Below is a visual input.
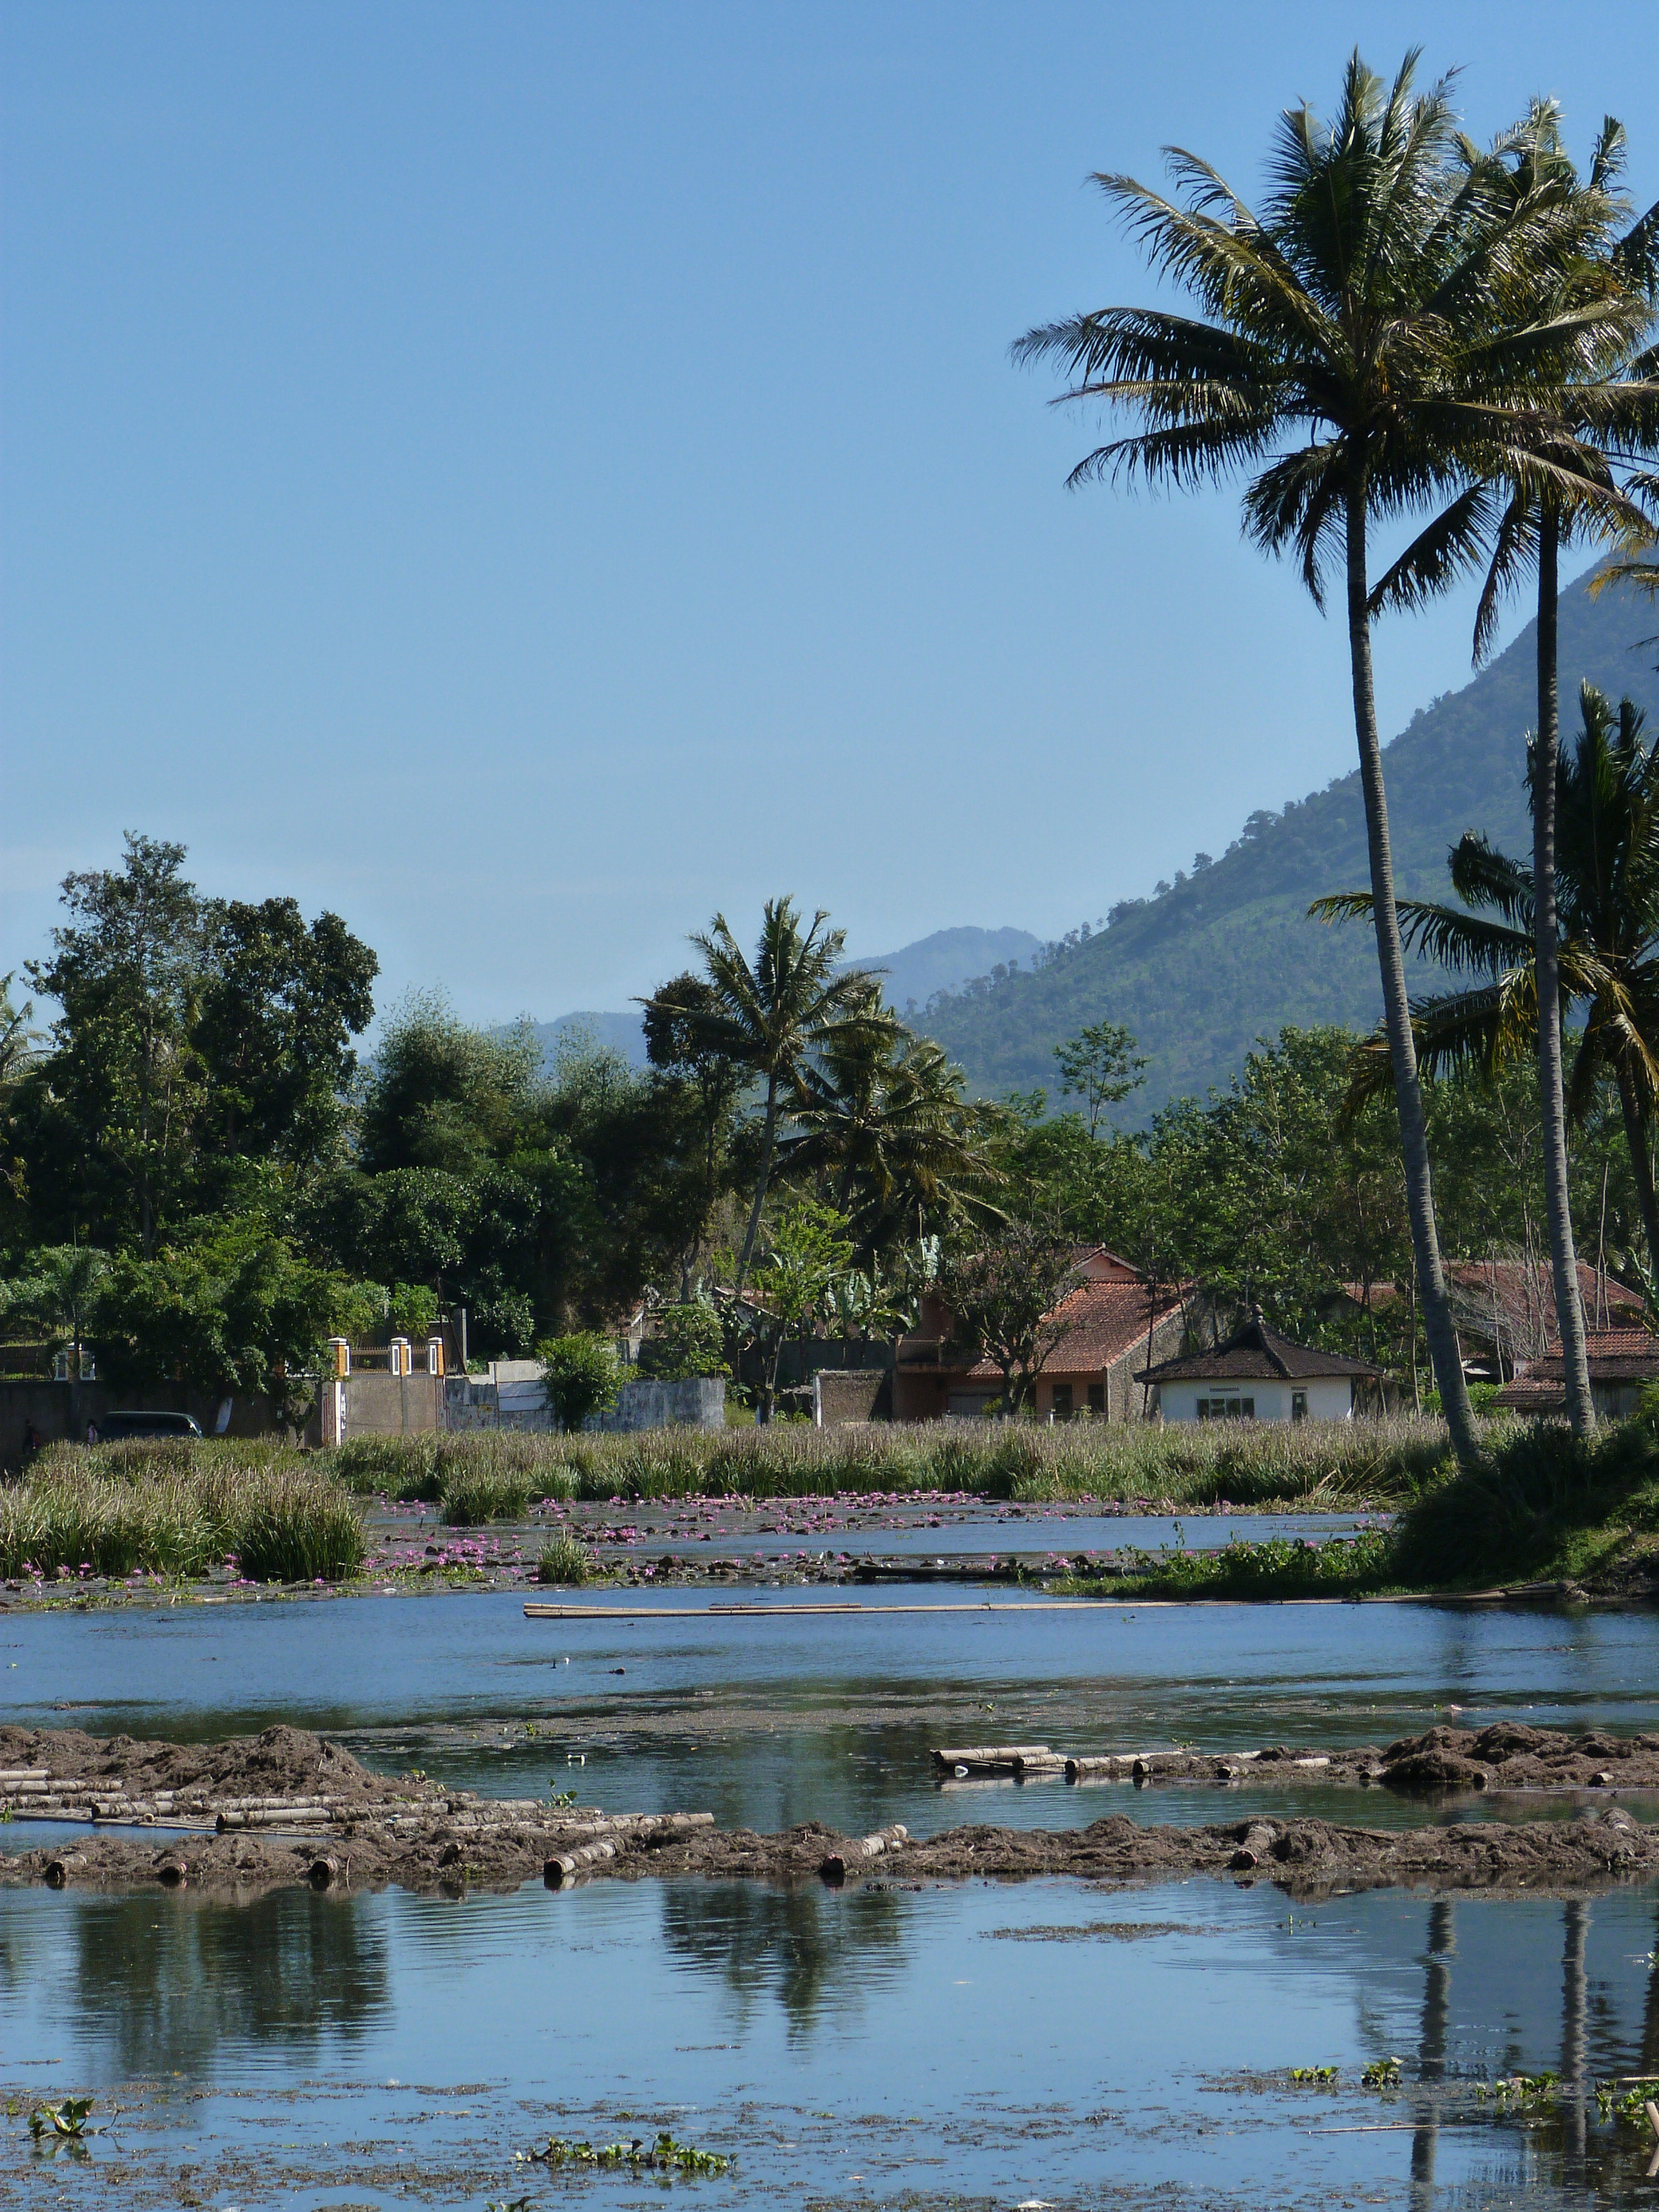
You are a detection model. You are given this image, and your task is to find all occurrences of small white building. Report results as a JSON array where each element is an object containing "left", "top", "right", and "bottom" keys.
[{"left": 1136, "top": 1310, "right": 1380, "bottom": 1424}]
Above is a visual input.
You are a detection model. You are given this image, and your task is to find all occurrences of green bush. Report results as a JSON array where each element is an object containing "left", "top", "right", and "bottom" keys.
[
  {"left": 534, "top": 1333, "right": 621, "bottom": 1432},
  {"left": 538, "top": 1531, "right": 601, "bottom": 1585},
  {"left": 638, "top": 1298, "right": 727, "bottom": 1381}
]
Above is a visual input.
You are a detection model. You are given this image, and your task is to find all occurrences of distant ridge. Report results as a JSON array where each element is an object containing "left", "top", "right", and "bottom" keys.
[
  {"left": 912, "top": 572, "right": 1659, "bottom": 1117},
  {"left": 526, "top": 925, "right": 1044, "bottom": 1074}
]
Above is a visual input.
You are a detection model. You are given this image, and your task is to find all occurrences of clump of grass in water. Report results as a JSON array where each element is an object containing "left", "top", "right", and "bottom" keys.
[
  {"left": 0, "top": 1454, "right": 364, "bottom": 1582},
  {"left": 1054, "top": 1525, "right": 1396, "bottom": 1601},
  {"left": 538, "top": 1531, "right": 601, "bottom": 1585},
  {"left": 329, "top": 1433, "right": 441, "bottom": 1501},
  {"left": 435, "top": 1436, "right": 538, "bottom": 1524}
]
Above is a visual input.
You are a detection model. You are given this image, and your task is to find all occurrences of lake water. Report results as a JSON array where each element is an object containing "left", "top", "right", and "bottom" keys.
[
  {"left": 6, "top": 1868, "right": 1659, "bottom": 2207},
  {"left": 7, "top": 1585, "right": 1659, "bottom": 2205}
]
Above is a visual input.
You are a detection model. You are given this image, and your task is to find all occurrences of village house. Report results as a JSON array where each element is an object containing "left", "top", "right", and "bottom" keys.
[
  {"left": 893, "top": 1247, "right": 1185, "bottom": 1421},
  {"left": 1137, "top": 1308, "right": 1381, "bottom": 1423},
  {"left": 1334, "top": 1260, "right": 1645, "bottom": 1385},
  {"left": 1491, "top": 1327, "right": 1659, "bottom": 1420}
]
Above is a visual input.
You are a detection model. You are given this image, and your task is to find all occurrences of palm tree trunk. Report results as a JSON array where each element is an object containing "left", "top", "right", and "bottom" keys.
[
  {"left": 1614, "top": 1063, "right": 1659, "bottom": 1284},
  {"left": 1533, "top": 512, "right": 1595, "bottom": 1435},
  {"left": 1345, "top": 485, "right": 1481, "bottom": 1467},
  {"left": 733, "top": 1074, "right": 780, "bottom": 1294}
]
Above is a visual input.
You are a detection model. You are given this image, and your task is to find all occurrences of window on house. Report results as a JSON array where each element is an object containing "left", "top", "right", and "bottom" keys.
[
  {"left": 1049, "top": 1383, "right": 1073, "bottom": 1420},
  {"left": 1292, "top": 1390, "right": 1307, "bottom": 1422},
  {"left": 1197, "top": 1395, "right": 1255, "bottom": 1420},
  {"left": 1087, "top": 1383, "right": 1106, "bottom": 1417}
]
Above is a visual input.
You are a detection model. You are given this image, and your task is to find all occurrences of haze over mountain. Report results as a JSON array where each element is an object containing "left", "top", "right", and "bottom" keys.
[
  {"left": 530, "top": 926, "right": 1042, "bottom": 1073},
  {"left": 913, "top": 571, "right": 1659, "bottom": 1117}
]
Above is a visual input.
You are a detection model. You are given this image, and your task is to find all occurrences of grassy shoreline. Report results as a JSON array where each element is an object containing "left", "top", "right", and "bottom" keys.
[{"left": 5, "top": 1415, "right": 1657, "bottom": 1604}]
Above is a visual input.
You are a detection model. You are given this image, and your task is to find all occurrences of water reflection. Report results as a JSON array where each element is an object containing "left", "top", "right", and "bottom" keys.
[
  {"left": 657, "top": 1879, "right": 905, "bottom": 2039},
  {"left": 54, "top": 1889, "right": 390, "bottom": 2075}
]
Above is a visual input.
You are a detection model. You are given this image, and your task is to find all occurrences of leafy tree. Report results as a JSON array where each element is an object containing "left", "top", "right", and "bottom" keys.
[
  {"left": 96, "top": 1220, "right": 380, "bottom": 1423},
  {"left": 535, "top": 1332, "right": 621, "bottom": 1431},
  {"left": 356, "top": 998, "right": 542, "bottom": 1177},
  {"left": 938, "top": 1220, "right": 1083, "bottom": 1416},
  {"left": 1379, "top": 104, "right": 1659, "bottom": 1432},
  {"left": 639, "top": 1296, "right": 728, "bottom": 1381},
  {"left": 783, "top": 1023, "right": 1004, "bottom": 1261},
  {"left": 2, "top": 1245, "right": 109, "bottom": 1379},
  {"left": 24, "top": 835, "right": 205, "bottom": 1257},
  {"left": 1319, "top": 684, "right": 1659, "bottom": 1279},
  {"left": 738, "top": 1199, "right": 854, "bottom": 1422},
  {"left": 1052, "top": 1020, "right": 1146, "bottom": 1136},
  {"left": 194, "top": 898, "right": 377, "bottom": 1169},
  {"left": 1013, "top": 52, "right": 1640, "bottom": 1464},
  {"left": 642, "top": 972, "right": 742, "bottom": 1274},
  {"left": 667, "top": 899, "right": 883, "bottom": 1293}
]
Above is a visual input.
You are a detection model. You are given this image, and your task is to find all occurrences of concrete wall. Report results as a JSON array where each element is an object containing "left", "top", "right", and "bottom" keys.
[
  {"left": 441, "top": 1373, "right": 724, "bottom": 1435},
  {"left": 813, "top": 1369, "right": 891, "bottom": 1426},
  {"left": 341, "top": 1371, "right": 443, "bottom": 1438},
  {"left": 1156, "top": 1376, "right": 1355, "bottom": 1424},
  {"left": 0, "top": 1382, "right": 295, "bottom": 1469}
]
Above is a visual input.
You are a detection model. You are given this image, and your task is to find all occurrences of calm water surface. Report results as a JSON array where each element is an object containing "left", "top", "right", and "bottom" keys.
[{"left": 4, "top": 1869, "right": 1658, "bottom": 2207}]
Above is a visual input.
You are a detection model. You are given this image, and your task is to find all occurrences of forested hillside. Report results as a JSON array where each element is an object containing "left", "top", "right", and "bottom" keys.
[{"left": 917, "top": 572, "right": 1659, "bottom": 1113}]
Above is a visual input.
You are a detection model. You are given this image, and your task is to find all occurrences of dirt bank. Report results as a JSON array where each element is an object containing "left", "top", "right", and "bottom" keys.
[
  {"left": 4, "top": 1723, "right": 1659, "bottom": 1901},
  {"left": 1057, "top": 1720, "right": 1659, "bottom": 1795}
]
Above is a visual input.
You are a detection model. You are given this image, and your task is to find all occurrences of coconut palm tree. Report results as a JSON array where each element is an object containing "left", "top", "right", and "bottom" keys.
[
  {"left": 664, "top": 899, "right": 883, "bottom": 1294},
  {"left": 1316, "top": 684, "right": 1659, "bottom": 1280},
  {"left": 781, "top": 1023, "right": 1005, "bottom": 1261},
  {"left": 1013, "top": 51, "right": 1642, "bottom": 1464},
  {"left": 1371, "top": 105, "right": 1659, "bottom": 1433}
]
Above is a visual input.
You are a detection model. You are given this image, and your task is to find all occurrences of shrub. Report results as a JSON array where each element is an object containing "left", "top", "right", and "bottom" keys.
[
  {"left": 534, "top": 1333, "right": 621, "bottom": 1431},
  {"left": 639, "top": 1298, "right": 727, "bottom": 1381},
  {"left": 538, "top": 1532, "right": 601, "bottom": 1585}
]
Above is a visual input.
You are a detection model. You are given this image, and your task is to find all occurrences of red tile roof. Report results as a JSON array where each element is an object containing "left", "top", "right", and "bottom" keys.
[
  {"left": 1491, "top": 1327, "right": 1659, "bottom": 1406},
  {"left": 898, "top": 1270, "right": 1184, "bottom": 1381}
]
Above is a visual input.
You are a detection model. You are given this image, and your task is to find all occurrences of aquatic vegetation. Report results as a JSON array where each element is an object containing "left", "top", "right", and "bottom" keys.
[
  {"left": 528, "top": 2131, "right": 731, "bottom": 2174},
  {"left": 1361, "top": 2058, "right": 1403, "bottom": 2089},
  {"left": 538, "top": 1532, "right": 601, "bottom": 1586},
  {"left": 1287, "top": 2067, "right": 1340, "bottom": 2084},
  {"left": 1055, "top": 1527, "right": 1394, "bottom": 1601},
  {"left": 0, "top": 1459, "right": 364, "bottom": 1581},
  {"left": 29, "top": 2096, "right": 96, "bottom": 2141}
]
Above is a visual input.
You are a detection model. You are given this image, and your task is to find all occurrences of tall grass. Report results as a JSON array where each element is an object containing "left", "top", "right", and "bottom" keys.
[
  {"left": 0, "top": 1451, "right": 366, "bottom": 1582},
  {"left": 463, "top": 1415, "right": 1452, "bottom": 1508},
  {"left": 325, "top": 1432, "right": 572, "bottom": 1519}
]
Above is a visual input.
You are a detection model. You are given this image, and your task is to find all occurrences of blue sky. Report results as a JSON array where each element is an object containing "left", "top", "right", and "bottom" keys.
[{"left": 4, "top": 2, "right": 1654, "bottom": 1026}]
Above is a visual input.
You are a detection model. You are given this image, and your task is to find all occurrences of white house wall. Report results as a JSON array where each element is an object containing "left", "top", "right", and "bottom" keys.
[{"left": 1156, "top": 1376, "right": 1355, "bottom": 1424}]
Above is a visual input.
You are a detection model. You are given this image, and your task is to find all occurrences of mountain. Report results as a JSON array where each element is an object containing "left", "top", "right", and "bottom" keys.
[
  {"left": 913, "top": 572, "right": 1659, "bottom": 1117},
  {"left": 526, "top": 927, "right": 1042, "bottom": 1072},
  {"left": 844, "top": 925, "right": 1043, "bottom": 1012},
  {"left": 527, "top": 1011, "right": 652, "bottom": 1070}
]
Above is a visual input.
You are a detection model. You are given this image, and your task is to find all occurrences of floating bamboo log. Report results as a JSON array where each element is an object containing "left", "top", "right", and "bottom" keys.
[
  {"left": 932, "top": 1746, "right": 1053, "bottom": 1773},
  {"left": 1229, "top": 1821, "right": 1278, "bottom": 1870},
  {"left": 820, "top": 1823, "right": 909, "bottom": 1883}
]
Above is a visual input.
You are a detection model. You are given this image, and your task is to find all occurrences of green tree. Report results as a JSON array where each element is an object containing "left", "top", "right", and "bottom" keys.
[
  {"left": 1012, "top": 52, "right": 1637, "bottom": 1466},
  {"left": 639, "top": 1296, "right": 727, "bottom": 1381},
  {"left": 1319, "top": 684, "right": 1659, "bottom": 1282},
  {"left": 1379, "top": 105, "right": 1659, "bottom": 1432},
  {"left": 24, "top": 835, "right": 205, "bottom": 1257},
  {"left": 357, "top": 998, "right": 542, "bottom": 1177},
  {"left": 194, "top": 898, "right": 377, "bottom": 1169},
  {"left": 2, "top": 1244, "right": 109, "bottom": 1380},
  {"left": 667, "top": 899, "right": 882, "bottom": 1294},
  {"left": 740, "top": 1199, "right": 854, "bottom": 1422},
  {"left": 535, "top": 1331, "right": 621, "bottom": 1431},
  {"left": 938, "top": 1220, "right": 1083, "bottom": 1417},
  {"left": 641, "top": 972, "right": 742, "bottom": 1281},
  {"left": 783, "top": 1023, "right": 1003, "bottom": 1261},
  {"left": 1052, "top": 1020, "right": 1146, "bottom": 1136}
]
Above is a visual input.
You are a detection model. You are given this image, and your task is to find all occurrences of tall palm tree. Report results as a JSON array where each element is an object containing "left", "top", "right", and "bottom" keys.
[
  {"left": 1316, "top": 684, "right": 1659, "bottom": 1281},
  {"left": 1013, "top": 51, "right": 1638, "bottom": 1465},
  {"left": 782, "top": 1023, "right": 1005, "bottom": 1260},
  {"left": 1373, "top": 106, "right": 1659, "bottom": 1433},
  {"left": 666, "top": 899, "right": 883, "bottom": 1294}
]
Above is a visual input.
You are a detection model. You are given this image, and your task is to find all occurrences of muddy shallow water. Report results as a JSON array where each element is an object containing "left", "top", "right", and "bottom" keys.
[
  {"left": 8, "top": 1586, "right": 1659, "bottom": 2205},
  {"left": 6, "top": 1869, "right": 1659, "bottom": 2207},
  {"left": 3, "top": 1587, "right": 1657, "bottom": 1837}
]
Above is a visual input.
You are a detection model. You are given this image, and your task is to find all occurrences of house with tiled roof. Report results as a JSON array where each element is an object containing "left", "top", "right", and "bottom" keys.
[
  {"left": 1491, "top": 1328, "right": 1659, "bottom": 1420},
  {"left": 893, "top": 1247, "right": 1185, "bottom": 1422},
  {"left": 1136, "top": 1308, "right": 1381, "bottom": 1424},
  {"left": 1333, "top": 1260, "right": 1644, "bottom": 1383}
]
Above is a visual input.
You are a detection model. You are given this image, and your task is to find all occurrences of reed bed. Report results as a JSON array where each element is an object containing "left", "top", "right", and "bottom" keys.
[
  {"left": 315, "top": 1414, "right": 1452, "bottom": 1508},
  {"left": 0, "top": 1452, "right": 365, "bottom": 1582}
]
